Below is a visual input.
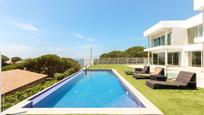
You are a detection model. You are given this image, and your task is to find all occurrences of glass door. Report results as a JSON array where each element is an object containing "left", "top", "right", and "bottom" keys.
[{"left": 192, "top": 51, "right": 201, "bottom": 67}]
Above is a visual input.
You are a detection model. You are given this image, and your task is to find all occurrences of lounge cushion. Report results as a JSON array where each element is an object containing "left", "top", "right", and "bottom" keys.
[{"left": 133, "top": 67, "right": 165, "bottom": 80}]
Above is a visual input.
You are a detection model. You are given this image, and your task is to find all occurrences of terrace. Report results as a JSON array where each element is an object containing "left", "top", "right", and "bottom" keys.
[
  {"left": 1, "top": 0, "right": 204, "bottom": 115},
  {"left": 2, "top": 63, "right": 204, "bottom": 115},
  {"left": 90, "top": 64, "right": 204, "bottom": 115}
]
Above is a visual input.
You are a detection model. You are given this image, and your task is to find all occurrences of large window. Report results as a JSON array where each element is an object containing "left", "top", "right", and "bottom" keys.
[
  {"left": 152, "top": 35, "right": 165, "bottom": 47},
  {"left": 198, "top": 24, "right": 203, "bottom": 37},
  {"left": 160, "top": 36, "right": 165, "bottom": 46},
  {"left": 153, "top": 53, "right": 165, "bottom": 65},
  {"left": 188, "top": 24, "right": 203, "bottom": 44},
  {"left": 151, "top": 33, "right": 172, "bottom": 47},
  {"left": 153, "top": 54, "right": 158, "bottom": 65},
  {"left": 192, "top": 51, "right": 201, "bottom": 67},
  {"left": 168, "top": 52, "right": 179, "bottom": 65},
  {"left": 158, "top": 53, "right": 165, "bottom": 65},
  {"left": 167, "top": 32, "right": 172, "bottom": 45}
]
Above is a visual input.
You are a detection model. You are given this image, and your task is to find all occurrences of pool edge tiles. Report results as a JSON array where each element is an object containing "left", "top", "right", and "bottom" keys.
[{"left": 2, "top": 69, "right": 163, "bottom": 115}]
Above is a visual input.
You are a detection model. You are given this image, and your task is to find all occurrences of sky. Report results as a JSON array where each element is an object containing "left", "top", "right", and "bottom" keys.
[{"left": 0, "top": 0, "right": 199, "bottom": 59}]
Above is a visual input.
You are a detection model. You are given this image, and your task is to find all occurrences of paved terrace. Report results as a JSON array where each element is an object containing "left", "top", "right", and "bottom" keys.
[{"left": 126, "top": 65, "right": 204, "bottom": 88}]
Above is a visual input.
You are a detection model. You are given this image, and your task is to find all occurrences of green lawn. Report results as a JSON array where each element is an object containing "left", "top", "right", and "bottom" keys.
[{"left": 90, "top": 64, "right": 204, "bottom": 115}]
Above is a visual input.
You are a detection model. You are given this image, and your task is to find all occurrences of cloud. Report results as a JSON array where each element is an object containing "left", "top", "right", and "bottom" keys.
[
  {"left": 47, "top": 46, "right": 71, "bottom": 52},
  {"left": 81, "top": 44, "right": 95, "bottom": 49},
  {"left": 0, "top": 44, "right": 37, "bottom": 58},
  {"left": 71, "top": 32, "right": 95, "bottom": 42},
  {"left": 0, "top": 17, "right": 42, "bottom": 32},
  {"left": 87, "top": 38, "right": 95, "bottom": 42},
  {"left": 0, "top": 44, "right": 72, "bottom": 58},
  {"left": 72, "top": 33, "right": 85, "bottom": 39},
  {"left": 13, "top": 22, "right": 41, "bottom": 32}
]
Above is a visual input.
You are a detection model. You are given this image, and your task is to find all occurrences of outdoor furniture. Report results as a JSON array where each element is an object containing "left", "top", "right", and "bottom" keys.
[
  {"left": 125, "top": 66, "right": 150, "bottom": 75},
  {"left": 133, "top": 67, "right": 165, "bottom": 79},
  {"left": 146, "top": 71, "right": 197, "bottom": 89},
  {"left": 150, "top": 74, "right": 167, "bottom": 81}
]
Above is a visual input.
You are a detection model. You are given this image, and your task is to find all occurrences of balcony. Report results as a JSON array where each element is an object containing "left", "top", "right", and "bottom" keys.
[{"left": 194, "top": 36, "right": 204, "bottom": 43}]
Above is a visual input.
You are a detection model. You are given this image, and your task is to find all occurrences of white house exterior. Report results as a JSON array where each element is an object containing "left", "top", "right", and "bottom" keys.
[{"left": 144, "top": 0, "right": 204, "bottom": 67}]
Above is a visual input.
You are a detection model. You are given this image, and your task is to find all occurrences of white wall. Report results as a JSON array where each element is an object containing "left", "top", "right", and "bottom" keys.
[
  {"left": 194, "top": 0, "right": 204, "bottom": 11},
  {"left": 185, "top": 13, "right": 203, "bottom": 29},
  {"left": 171, "top": 28, "right": 188, "bottom": 45}
]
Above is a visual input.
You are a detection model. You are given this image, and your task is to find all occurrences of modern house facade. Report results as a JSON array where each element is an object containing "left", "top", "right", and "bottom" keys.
[{"left": 144, "top": 0, "right": 204, "bottom": 68}]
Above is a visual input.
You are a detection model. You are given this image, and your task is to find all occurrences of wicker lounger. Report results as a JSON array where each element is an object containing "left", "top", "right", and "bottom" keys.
[
  {"left": 146, "top": 71, "right": 197, "bottom": 89},
  {"left": 133, "top": 67, "right": 165, "bottom": 80},
  {"left": 125, "top": 66, "right": 149, "bottom": 75}
]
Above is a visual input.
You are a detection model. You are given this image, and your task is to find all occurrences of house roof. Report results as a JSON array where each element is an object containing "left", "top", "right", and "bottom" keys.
[
  {"left": 144, "top": 13, "right": 203, "bottom": 37},
  {"left": 143, "top": 21, "right": 185, "bottom": 37},
  {"left": 2, "top": 69, "right": 47, "bottom": 94}
]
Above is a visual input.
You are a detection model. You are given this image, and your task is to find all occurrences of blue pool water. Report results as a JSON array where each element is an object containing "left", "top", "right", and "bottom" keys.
[{"left": 31, "top": 70, "right": 144, "bottom": 108}]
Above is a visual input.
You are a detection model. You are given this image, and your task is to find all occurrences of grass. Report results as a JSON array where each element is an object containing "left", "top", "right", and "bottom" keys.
[
  {"left": 89, "top": 64, "right": 204, "bottom": 115},
  {"left": 6, "top": 64, "right": 204, "bottom": 115}
]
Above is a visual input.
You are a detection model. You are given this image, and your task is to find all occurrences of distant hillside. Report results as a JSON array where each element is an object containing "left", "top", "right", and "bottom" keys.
[{"left": 100, "top": 46, "right": 147, "bottom": 58}]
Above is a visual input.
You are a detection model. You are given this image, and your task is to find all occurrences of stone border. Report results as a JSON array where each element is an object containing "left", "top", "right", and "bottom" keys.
[{"left": 2, "top": 69, "right": 163, "bottom": 115}]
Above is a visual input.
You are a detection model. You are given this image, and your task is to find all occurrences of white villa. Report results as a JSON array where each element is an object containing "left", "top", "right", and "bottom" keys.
[{"left": 144, "top": 0, "right": 204, "bottom": 68}]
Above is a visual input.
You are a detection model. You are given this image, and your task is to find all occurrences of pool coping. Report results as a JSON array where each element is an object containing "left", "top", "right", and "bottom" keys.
[{"left": 2, "top": 69, "right": 163, "bottom": 115}]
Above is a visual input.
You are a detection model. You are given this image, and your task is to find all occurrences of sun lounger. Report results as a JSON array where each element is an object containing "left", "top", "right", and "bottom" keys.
[
  {"left": 133, "top": 67, "right": 165, "bottom": 80},
  {"left": 146, "top": 71, "right": 196, "bottom": 89},
  {"left": 125, "top": 66, "right": 150, "bottom": 75}
]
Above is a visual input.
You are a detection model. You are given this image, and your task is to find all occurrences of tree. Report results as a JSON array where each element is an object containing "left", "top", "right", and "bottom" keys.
[
  {"left": 2, "top": 55, "right": 9, "bottom": 66},
  {"left": 99, "top": 46, "right": 147, "bottom": 58},
  {"left": 11, "top": 57, "right": 22, "bottom": 63},
  {"left": 124, "top": 46, "right": 147, "bottom": 58},
  {"left": 100, "top": 51, "right": 125, "bottom": 58},
  {"left": 3, "top": 54, "right": 81, "bottom": 77}
]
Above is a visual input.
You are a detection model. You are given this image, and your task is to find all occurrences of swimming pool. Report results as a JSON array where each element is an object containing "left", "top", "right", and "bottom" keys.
[
  {"left": 3, "top": 69, "right": 163, "bottom": 115},
  {"left": 30, "top": 70, "right": 144, "bottom": 108}
]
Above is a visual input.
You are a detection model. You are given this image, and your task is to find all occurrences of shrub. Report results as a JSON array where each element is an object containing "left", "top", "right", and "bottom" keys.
[
  {"left": 54, "top": 73, "right": 66, "bottom": 80},
  {"left": 2, "top": 63, "right": 25, "bottom": 71},
  {"left": 11, "top": 57, "right": 22, "bottom": 63},
  {"left": 2, "top": 55, "right": 9, "bottom": 66}
]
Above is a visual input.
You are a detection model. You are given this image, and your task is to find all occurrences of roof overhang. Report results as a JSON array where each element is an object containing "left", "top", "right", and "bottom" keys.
[
  {"left": 144, "top": 21, "right": 185, "bottom": 37},
  {"left": 144, "top": 13, "right": 203, "bottom": 37},
  {"left": 194, "top": 0, "right": 204, "bottom": 11}
]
